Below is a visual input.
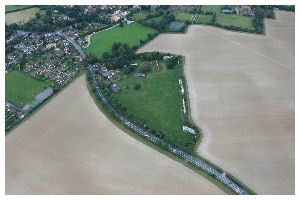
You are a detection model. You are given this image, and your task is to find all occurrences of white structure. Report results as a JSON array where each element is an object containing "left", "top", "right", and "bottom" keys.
[
  {"left": 179, "top": 79, "right": 184, "bottom": 94},
  {"left": 163, "top": 55, "right": 173, "bottom": 60},
  {"left": 182, "top": 98, "right": 186, "bottom": 114},
  {"left": 183, "top": 126, "right": 196, "bottom": 134}
]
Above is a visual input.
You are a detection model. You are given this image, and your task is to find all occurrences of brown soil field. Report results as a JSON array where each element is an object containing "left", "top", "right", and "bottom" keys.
[
  {"left": 5, "top": 7, "right": 40, "bottom": 25},
  {"left": 138, "top": 10, "right": 295, "bottom": 194},
  {"left": 6, "top": 75, "right": 224, "bottom": 195}
]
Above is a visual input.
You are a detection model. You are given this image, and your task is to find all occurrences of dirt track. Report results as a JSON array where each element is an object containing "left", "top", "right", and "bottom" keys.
[
  {"left": 138, "top": 10, "right": 295, "bottom": 194},
  {"left": 6, "top": 75, "right": 224, "bottom": 195}
]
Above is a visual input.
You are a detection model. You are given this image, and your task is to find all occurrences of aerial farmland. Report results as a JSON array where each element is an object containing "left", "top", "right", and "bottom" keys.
[{"left": 5, "top": 5, "right": 295, "bottom": 196}]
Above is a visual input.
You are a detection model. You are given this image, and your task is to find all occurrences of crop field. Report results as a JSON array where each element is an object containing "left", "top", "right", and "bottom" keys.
[
  {"left": 195, "top": 14, "right": 213, "bottom": 24},
  {"left": 175, "top": 12, "right": 194, "bottom": 21},
  {"left": 5, "top": 7, "right": 40, "bottom": 25},
  {"left": 6, "top": 75, "right": 224, "bottom": 195},
  {"left": 138, "top": 10, "right": 295, "bottom": 194},
  {"left": 5, "top": 71, "right": 48, "bottom": 108},
  {"left": 5, "top": 5, "right": 33, "bottom": 12},
  {"left": 216, "top": 14, "right": 255, "bottom": 30},
  {"left": 111, "top": 61, "right": 195, "bottom": 151},
  {"left": 86, "top": 23, "right": 157, "bottom": 58}
]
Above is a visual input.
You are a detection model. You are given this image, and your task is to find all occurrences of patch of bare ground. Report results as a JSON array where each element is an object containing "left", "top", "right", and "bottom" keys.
[
  {"left": 138, "top": 10, "right": 295, "bottom": 194},
  {"left": 6, "top": 75, "right": 224, "bottom": 195}
]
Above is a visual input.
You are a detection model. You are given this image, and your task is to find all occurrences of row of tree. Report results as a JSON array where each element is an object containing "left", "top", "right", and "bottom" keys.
[{"left": 6, "top": 6, "right": 113, "bottom": 33}]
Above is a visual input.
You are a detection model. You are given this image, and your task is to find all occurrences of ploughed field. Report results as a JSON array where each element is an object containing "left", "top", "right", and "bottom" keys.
[
  {"left": 86, "top": 23, "right": 157, "bottom": 58},
  {"left": 5, "top": 71, "right": 48, "bottom": 108},
  {"left": 6, "top": 75, "right": 224, "bottom": 195},
  {"left": 110, "top": 60, "right": 197, "bottom": 152},
  {"left": 138, "top": 10, "right": 295, "bottom": 194}
]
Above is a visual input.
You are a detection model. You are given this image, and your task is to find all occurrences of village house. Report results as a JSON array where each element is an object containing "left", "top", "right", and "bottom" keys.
[{"left": 110, "top": 83, "right": 120, "bottom": 93}]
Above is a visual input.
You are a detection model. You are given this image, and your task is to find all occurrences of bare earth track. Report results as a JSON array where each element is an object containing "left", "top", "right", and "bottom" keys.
[
  {"left": 6, "top": 75, "right": 224, "bottom": 195},
  {"left": 138, "top": 10, "right": 294, "bottom": 194}
]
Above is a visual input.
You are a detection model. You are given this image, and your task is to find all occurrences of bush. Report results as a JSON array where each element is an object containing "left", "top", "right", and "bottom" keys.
[{"left": 134, "top": 84, "right": 141, "bottom": 90}]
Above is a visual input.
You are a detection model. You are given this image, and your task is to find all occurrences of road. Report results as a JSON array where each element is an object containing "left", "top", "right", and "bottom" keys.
[
  {"left": 86, "top": 64, "right": 250, "bottom": 195},
  {"left": 64, "top": 33, "right": 250, "bottom": 195}
]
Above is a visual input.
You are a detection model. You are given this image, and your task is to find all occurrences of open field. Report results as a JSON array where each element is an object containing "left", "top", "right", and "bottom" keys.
[
  {"left": 201, "top": 5, "right": 221, "bottom": 13},
  {"left": 138, "top": 10, "right": 295, "bottom": 194},
  {"left": 195, "top": 14, "right": 213, "bottom": 24},
  {"left": 216, "top": 14, "right": 255, "bottom": 30},
  {"left": 6, "top": 75, "right": 224, "bottom": 195},
  {"left": 5, "top": 5, "right": 33, "bottom": 13},
  {"left": 200, "top": 5, "right": 255, "bottom": 30},
  {"left": 132, "top": 11, "right": 148, "bottom": 21},
  {"left": 5, "top": 7, "right": 40, "bottom": 25},
  {"left": 175, "top": 12, "right": 194, "bottom": 21},
  {"left": 5, "top": 71, "right": 48, "bottom": 108},
  {"left": 86, "top": 23, "right": 157, "bottom": 58},
  {"left": 111, "top": 61, "right": 195, "bottom": 151}
]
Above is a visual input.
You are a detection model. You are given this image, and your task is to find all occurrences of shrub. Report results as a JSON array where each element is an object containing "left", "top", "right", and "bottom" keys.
[{"left": 134, "top": 84, "right": 141, "bottom": 90}]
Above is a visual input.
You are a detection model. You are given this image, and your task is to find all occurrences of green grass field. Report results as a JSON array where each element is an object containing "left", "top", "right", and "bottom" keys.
[
  {"left": 195, "top": 14, "right": 213, "bottom": 24},
  {"left": 5, "top": 5, "right": 32, "bottom": 12},
  {"left": 133, "top": 11, "right": 148, "bottom": 20},
  {"left": 5, "top": 71, "right": 48, "bottom": 108},
  {"left": 201, "top": 5, "right": 221, "bottom": 13},
  {"left": 201, "top": 5, "right": 255, "bottom": 30},
  {"left": 86, "top": 23, "right": 157, "bottom": 58},
  {"left": 111, "top": 61, "right": 195, "bottom": 151},
  {"left": 175, "top": 12, "right": 194, "bottom": 21},
  {"left": 216, "top": 14, "right": 255, "bottom": 30}
]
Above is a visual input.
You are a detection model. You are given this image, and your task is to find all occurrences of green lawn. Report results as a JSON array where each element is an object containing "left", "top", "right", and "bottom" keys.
[
  {"left": 5, "top": 5, "right": 32, "bottom": 12},
  {"left": 201, "top": 5, "right": 255, "bottom": 30},
  {"left": 5, "top": 71, "right": 48, "bottom": 108},
  {"left": 195, "top": 14, "right": 213, "bottom": 24},
  {"left": 216, "top": 14, "right": 255, "bottom": 30},
  {"left": 111, "top": 61, "right": 195, "bottom": 151},
  {"left": 86, "top": 23, "right": 157, "bottom": 58},
  {"left": 133, "top": 11, "right": 148, "bottom": 20},
  {"left": 175, "top": 12, "right": 194, "bottom": 21}
]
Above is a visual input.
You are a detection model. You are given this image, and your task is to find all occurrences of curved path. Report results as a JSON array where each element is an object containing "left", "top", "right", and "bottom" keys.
[{"left": 138, "top": 10, "right": 295, "bottom": 194}]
